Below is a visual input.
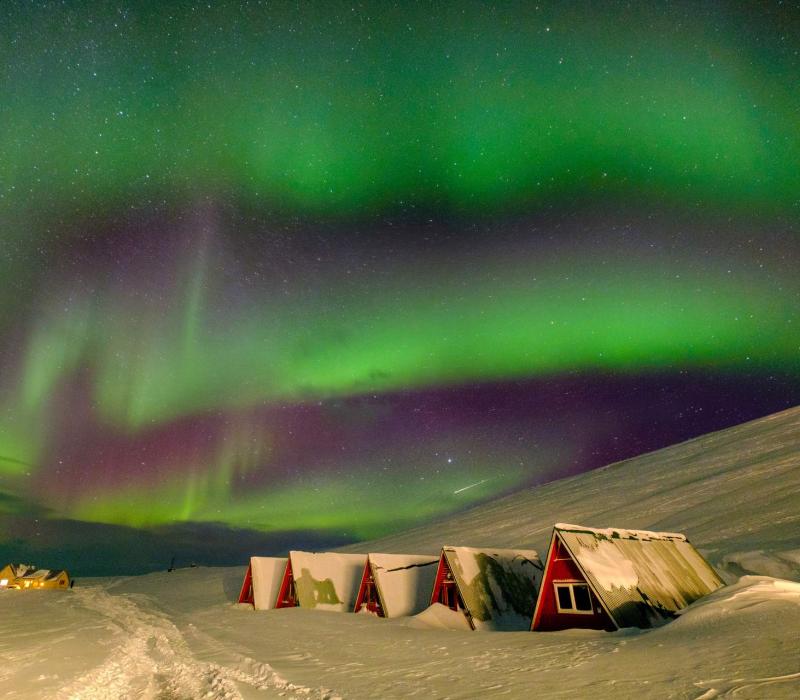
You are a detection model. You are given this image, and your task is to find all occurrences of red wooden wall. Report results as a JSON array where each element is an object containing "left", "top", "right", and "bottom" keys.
[
  {"left": 237, "top": 564, "right": 254, "bottom": 605},
  {"left": 532, "top": 535, "right": 615, "bottom": 632}
]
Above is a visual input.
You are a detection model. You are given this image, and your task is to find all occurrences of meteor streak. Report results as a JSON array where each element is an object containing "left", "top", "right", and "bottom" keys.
[{"left": 453, "top": 479, "right": 490, "bottom": 495}]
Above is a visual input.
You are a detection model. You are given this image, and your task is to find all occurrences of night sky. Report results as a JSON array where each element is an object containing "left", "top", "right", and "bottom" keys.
[{"left": 1, "top": 1, "right": 799, "bottom": 575}]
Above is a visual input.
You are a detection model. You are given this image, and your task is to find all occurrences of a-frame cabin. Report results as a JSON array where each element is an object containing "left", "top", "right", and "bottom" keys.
[
  {"left": 353, "top": 553, "right": 439, "bottom": 618},
  {"left": 275, "top": 551, "right": 367, "bottom": 612},
  {"left": 430, "top": 546, "right": 543, "bottom": 631},
  {"left": 532, "top": 523, "right": 725, "bottom": 631},
  {"left": 237, "top": 556, "right": 287, "bottom": 609}
]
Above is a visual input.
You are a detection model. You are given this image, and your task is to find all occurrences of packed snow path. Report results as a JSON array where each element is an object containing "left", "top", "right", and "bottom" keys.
[
  {"left": 58, "top": 585, "right": 318, "bottom": 699},
  {"left": 0, "top": 579, "right": 331, "bottom": 700}
]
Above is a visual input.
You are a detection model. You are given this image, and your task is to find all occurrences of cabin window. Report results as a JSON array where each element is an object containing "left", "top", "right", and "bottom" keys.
[
  {"left": 0, "top": 579, "right": 7, "bottom": 587},
  {"left": 554, "top": 582, "right": 593, "bottom": 614}
]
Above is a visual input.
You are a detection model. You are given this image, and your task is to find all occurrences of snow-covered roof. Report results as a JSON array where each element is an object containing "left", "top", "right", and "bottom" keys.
[
  {"left": 554, "top": 523, "right": 724, "bottom": 628},
  {"left": 555, "top": 523, "right": 688, "bottom": 542},
  {"left": 7, "top": 564, "right": 38, "bottom": 578},
  {"left": 249, "top": 557, "right": 287, "bottom": 610},
  {"left": 21, "top": 569, "right": 64, "bottom": 580},
  {"left": 289, "top": 551, "right": 366, "bottom": 612},
  {"left": 367, "top": 553, "right": 439, "bottom": 618},
  {"left": 6, "top": 564, "right": 67, "bottom": 580},
  {"left": 442, "top": 546, "right": 543, "bottom": 631}
]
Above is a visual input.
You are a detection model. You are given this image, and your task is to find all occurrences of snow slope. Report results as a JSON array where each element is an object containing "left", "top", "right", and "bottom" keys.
[
  {"left": 1, "top": 406, "right": 799, "bottom": 699},
  {"left": 348, "top": 405, "right": 800, "bottom": 584}
]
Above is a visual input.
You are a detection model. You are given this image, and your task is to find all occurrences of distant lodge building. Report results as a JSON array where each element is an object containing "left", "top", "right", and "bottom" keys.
[
  {"left": 0, "top": 564, "right": 71, "bottom": 590},
  {"left": 237, "top": 523, "right": 723, "bottom": 633}
]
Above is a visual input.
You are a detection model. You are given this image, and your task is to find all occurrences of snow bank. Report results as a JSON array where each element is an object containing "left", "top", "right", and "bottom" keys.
[{"left": 408, "top": 602, "right": 472, "bottom": 631}]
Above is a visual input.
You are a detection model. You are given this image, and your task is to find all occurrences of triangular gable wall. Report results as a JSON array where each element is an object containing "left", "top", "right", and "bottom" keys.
[
  {"left": 531, "top": 531, "right": 616, "bottom": 632},
  {"left": 353, "top": 559, "right": 384, "bottom": 616},
  {"left": 275, "top": 559, "right": 297, "bottom": 608},
  {"left": 237, "top": 563, "right": 254, "bottom": 605},
  {"left": 430, "top": 550, "right": 472, "bottom": 628}
]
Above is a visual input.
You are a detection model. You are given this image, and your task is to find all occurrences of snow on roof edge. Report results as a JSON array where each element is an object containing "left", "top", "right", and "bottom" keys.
[
  {"left": 554, "top": 523, "right": 688, "bottom": 542},
  {"left": 441, "top": 545, "right": 540, "bottom": 558}
]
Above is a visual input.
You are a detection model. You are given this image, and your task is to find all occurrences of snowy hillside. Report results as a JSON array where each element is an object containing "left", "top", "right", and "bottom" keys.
[
  {"left": 348, "top": 405, "right": 800, "bottom": 583},
  {"left": 1, "top": 407, "right": 799, "bottom": 699}
]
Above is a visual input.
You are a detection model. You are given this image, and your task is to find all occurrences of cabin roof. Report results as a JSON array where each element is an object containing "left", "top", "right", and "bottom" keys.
[
  {"left": 288, "top": 551, "right": 366, "bottom": 612},
  {"left": 553, "top": 523, "right": 724, "bottom": 628},
  {"left": 249, "top": 556, "right": 287, "bottom": 610},
  {"left": 441, "top": 546, "right": 543, "bottom": 630},
  {"left": 367, "top": 553, "right": 439, "bottom": 618},
  {"left": 555, "top": 522, "right": 688, "bottom": 542},
  {"left": 17, "top": 569, "right": 67, "bottom": 580}
]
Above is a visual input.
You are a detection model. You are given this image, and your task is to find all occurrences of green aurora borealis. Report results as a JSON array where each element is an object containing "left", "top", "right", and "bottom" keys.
[{"left": 1, "top": 1, "right": 799, "bottom": 574}]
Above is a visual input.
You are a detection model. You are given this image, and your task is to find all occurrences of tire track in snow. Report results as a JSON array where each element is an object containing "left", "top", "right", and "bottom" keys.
[{"left": 57, "top": 586, "right": 327, "bottom": 700}]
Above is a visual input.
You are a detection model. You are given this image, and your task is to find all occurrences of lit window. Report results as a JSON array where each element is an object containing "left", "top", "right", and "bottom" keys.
[
  {"left": 0, "top": 579, "right": 7, "bottom": 586},
  {"left": 554, "top": 582, "right": 594, "bottom": 614}
]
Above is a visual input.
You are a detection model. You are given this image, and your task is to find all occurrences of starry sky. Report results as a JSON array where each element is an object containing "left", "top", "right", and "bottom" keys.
[{"left": 1, "top": 1, "right": 799, "bottom": 575}]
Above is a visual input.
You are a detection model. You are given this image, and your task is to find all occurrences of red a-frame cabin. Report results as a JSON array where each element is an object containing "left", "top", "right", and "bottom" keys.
[
  {"left": 531, "top": 529, "right": 615, "bottom": 631},
  {"left": 532, "top": 523, "right": 724, "bottom": 632}
]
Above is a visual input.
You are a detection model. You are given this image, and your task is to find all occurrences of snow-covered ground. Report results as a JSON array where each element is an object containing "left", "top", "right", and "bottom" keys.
[{"left": 2, "top": 407, "right": 800, "bottom": 699}]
